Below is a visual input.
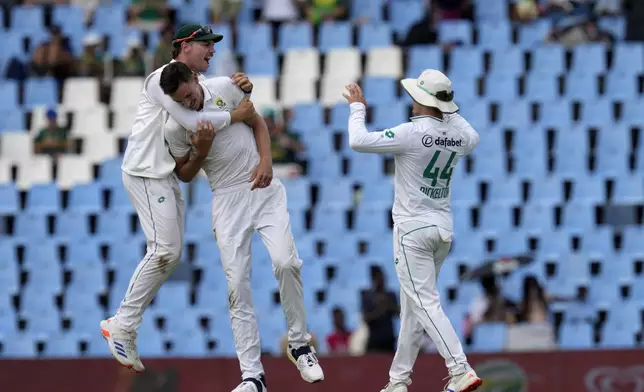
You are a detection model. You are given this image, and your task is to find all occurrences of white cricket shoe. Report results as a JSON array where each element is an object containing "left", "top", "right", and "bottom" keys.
[
  {"left": 100, "top": 318, "right": 145, "bottom": 373},
  {"left": 232, "top": 376, "right": 267, "bottom": 392},
  {"left": 287, "top": 344, "right": 324, "bottom": 383},
  {"left": 380, "top": 382, "right": 409, "bottom": 392},
  {"left": 444, "top": 369, "right": 483, "bottom": 392}
]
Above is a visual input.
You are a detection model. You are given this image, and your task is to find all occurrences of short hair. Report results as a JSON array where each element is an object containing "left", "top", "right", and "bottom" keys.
[
  {"left": 159, "top": 61, "right": 193, "bottom": 95},
  {"left": 171, "top": 44, "right": 181, "bottom": 59}
]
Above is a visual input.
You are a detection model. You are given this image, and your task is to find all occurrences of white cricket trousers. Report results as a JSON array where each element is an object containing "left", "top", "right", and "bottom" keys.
[
  {"left": 212, "top": 179, "right": 311, "bottom": 380},
  {"left": 114, "top": 172, "right": 185, "bottom": 331},
  {"left": 389, "top": 221, "right": 469, "bottom": 385}
]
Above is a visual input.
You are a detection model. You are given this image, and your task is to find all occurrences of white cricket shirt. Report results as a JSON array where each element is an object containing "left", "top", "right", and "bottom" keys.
[
  {"left": 121, "top": 63, "right": 233, "bottom": 179},
  {"left": 164, "top": 77, "right": 259, "bottom": 190},
  {"left": 348, "top": 102, "right": 479, "bottom": 232}
]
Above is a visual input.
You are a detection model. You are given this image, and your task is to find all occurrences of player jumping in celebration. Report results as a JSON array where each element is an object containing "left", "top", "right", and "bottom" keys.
[
  {"left": 159, "top": 61, "right": 324, "bottom": 392},
  {"left": 100, "top": 24, "right": 256, "bottom": 372},
  {"left": 343, "top": 70, "right": 483, "bottom": 392}
]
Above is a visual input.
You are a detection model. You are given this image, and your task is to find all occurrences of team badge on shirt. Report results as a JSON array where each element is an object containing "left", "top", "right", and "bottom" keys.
[{"left": 214, "top": 97, "right": 226, "bottom": 109}]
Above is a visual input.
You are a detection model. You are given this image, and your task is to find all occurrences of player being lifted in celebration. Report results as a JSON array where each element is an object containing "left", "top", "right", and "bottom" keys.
[
  {"left": 343, "top": 70, "right": 483, "bottom": 392},
  {"left": 159, "top": 62, "right": 324, "bottom": 392},
  {"left": 100, "top": 24, "right": 256, "bottom": 373}
]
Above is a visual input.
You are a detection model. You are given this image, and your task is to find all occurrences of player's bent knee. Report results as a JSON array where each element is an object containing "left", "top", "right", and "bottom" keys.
[
  {"left": 272, "top": 254, "right": 302, "bottom": 273},
  {"left": 155, "top": 244, "right": 182, "bottom": 265}
]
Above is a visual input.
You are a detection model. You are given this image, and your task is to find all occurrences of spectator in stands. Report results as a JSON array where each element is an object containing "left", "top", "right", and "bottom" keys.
[
  {"left": 262, "top": 0, "right": 303, "bottom": 41},
  {"left": 511, "top": 0, "right": 542, "bottom": 23},
  {"left": 78, "top": 33, "right": 105, "bottom": 78},
  {"left": 326, "top": 307, "right": 352, "bottom": 354},
  {"left": 625, "top": 0, "right": 644, "bottom": 41},
  {"left": 594, "top": 0, "right": 621, "bottom": 15},
  {"left": 517, "top": 276, "right": 550, "bottom": 324},
  {"left": 34, "top": 109, "right": 71, "bottom": 157},
  {"left": 402, "top": 10, "right": 460, "bottom": 49},
  {"left": 361, "top": 266, "right": 399, "bottom": 353},
  {"left": 115, "top": 38, "right": 146, "bottom": 77},
  {"left": 265, "top": 109, "right": 304, "bottom": 177},
  {"left": 153, "top": 25, "right": 174, "bottom": 70},
  {"left": 465, "top": 275, "right": 517, "bottom": 339},
  {"left": 127, "top": 0, "right": 169, "bottom": 31},
  {"left": 212, "top": 0, "right": 242, "bottom": 24},
  {"left": 546, "top": 16, "right": 615, "bottom": 47},
  {"left": 434, "top": 0, "right": 473, "bottom": 21},
  {"left": 302, "top": 0, "right": 349, "bottom": 25},
  {"left": 30, "top": 25, "right": 75, "bottom": 81}
]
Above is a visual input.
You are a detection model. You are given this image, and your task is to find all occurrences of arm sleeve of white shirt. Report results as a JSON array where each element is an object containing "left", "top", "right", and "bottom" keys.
[
  {"left": 164, "top": 118, "right": 192, "bottom": 158},
  {"left": 444, "top": 113, "right": 480, "bottom": 154},
  {"left": 147, "top": 72, "right": 231, "bottom": 131},
  {"left": 348, "top": 102, "right": 413, "bottom": 154}
]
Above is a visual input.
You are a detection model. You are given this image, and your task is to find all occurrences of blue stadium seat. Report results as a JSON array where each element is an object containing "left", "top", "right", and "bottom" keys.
[
  {"left": 52, "top": 5, "right": 84, "bottom": 35},
  {"left": 579, "top": 227, "right": 613, "bottom": 256},
  {"left": 566, "top": 74, "right": 598, "bottom": 101},
  {"left": 0, "top": 184, "right": 19, "bottom": 214},
  {"left": 300, "top": 131, "right": 334, "bottom": 159},
  {"left": 570, "top": 175, "right": 605, "bottom": 204},
  {"left": 622, "top": 100, "right": 644, "bottom": 128},
  {"left": 488, "top": 177, "right": 522, "bottom": 206},
  {"left": 312, "top": 205, "right": 347, "bottom": 234},
  {"left": 25, "top": 184, "right": 59, "bottom": 214},
  {"left": 538, "top": 100, "right": 571, "bottom": 128},
  {"left": 290, "top": 103, "right": 324, "bottom": 133},
  {"left": 308, "top": 155, "right": 342, "bottom": 180},
  {"left": 318, "top": 22, "right": 352, "bottom": 53},
  {"left": 559, "top": 323, "right": 594, "bottom": 349},
  {"left": 329, "top": 103, "right": 350, "bottom": 130},
  {"left": 562, "top": 202, "right": 596, "bottom": 231},
  {"left": 489, "top": 47, "right": 524, "bottom": 77},
  {"left": 97, "top": 210, "right": 133, "bottom": 240},
  {"left": 595, "top": 126, "right": 630, "bottom": 176},
  {"left": 527, "top": 176, "right": 562, "bottom": 206},
  {"left": 317, "top": 179, "right": 354, "bottom": 209},
  {"left": 474, "top": 0, "right": 506, "bottom": 22},
  {"left": 278, "top": 23, "right": 313, "bottom": 51},
  {"left": 479, "top": 203, "right": 513, "bottom": 233},
  {"left": 406, "top": 45, "right": 442, "bottom": 77},
  {"left": 484, "top": 74, "right": 518, "bottom": 102},
  {"left": 153, "top": 282, "right": 190, "bottom": 311},
  {"left": 354, "top": 204, "right": 390, "bottom": 234},
  {"left": 282, "top": 178, "right": 310, "bottom": 211},
  {"left": 518, "top": 19, "right": 552, "bottom": 48},
  {"left": 514, "top": 138, "right": 548, "bottom": 177},
  {"left": 439, "top": 20, "right": 472, "bottom": 45},
  {"left": 580, "top": 100, "right": 613, "bottom": 127},
  {"left": 68, "top": 183, "right": 103, "bottom": 214},
  {"left": 0, "top": 333, "right": 37, "bottom": 358},
  {"left": 571, "top": 44, "right": 606, "bottom": 76},
  {"left": 362, "top": 77, "right": 397, "bottom": 105},
  {"left": 210, "top": 23, "right": 233, "bottom": 52},
  {"left": 244, "top": 49, "right": 277, "bottom": 77},
  {"left": 521, "top": 202, "right": 555, "bottom": 232},
  {"left": 613, "top": 175, "right": 644, "bottom": 204},
  {"left": 494, "top": 230, "right": 528, "bottom": 256},
  {"left": 10, "top": 6, "right": 44, "bottom": 34},
  {"left": 478, "top": 22, "right": 511, "bottom": 50},
  {"left": 93, "top": 4, "right": 127, "bottom": 34},
  {"left": 390, "top": 0, "right": 424, "bottom": 37},
  {"left": 351, "top": 0, "right": 384, "bottom": 22},
  {"left": 599, "top": 324, "right": 636, "bottom": 348},
  {"left": 0, "top": 110, "right": 25, "bottom": 132},
  {"left": 358, "top": 24, "right": 392, "bottom": 51},
  {"left": 24, "top": 78, "right": 58, "bottom": 109},
  {"left": 55, "top": 211, "right": 90, "bottom": 238},
  {"left": 168, "top": 331, "right": 208, "bottom": 357},
  {"left": 471, "top": 150, "right": 505, "bottom": 177},
  {"left": 371, "top": 101, "right": 407, "bottom": 129},
  {"left": 451, "top": 73, "right": 479, "bottom": 103},
  {"left": 97, "top": 158, "right": 123, "bottom": 190},
  {"left": 15, "top": 212, "right": 48, "bottom": 240},
  {"left": 449, "top": 47, "right": 484, "bottom": 79},
  {"left": 611, "top": 42, "right": 643, "bottom": 76},
  {"left": 599, "top": 16, "right": 626, "bottom": 41},
  {"left": 531, "top": 45, "right": 565, "bottom": 76},
  {"left": 451, "top": 176, "right": 478, "bottom": 207},
  {"left": 185, "top": 205, "right": 212, "bottom": 240},
  {"left": 360, "top": 178, "right": 394, "bottom": 208},
  {"left": 45, "top": 333, "right": 82, "bottom": 357},
  {"left": 471, "top": 322, "right": 506, "bottom": 352},
  {"left": 526, "top": 72, "right": 559, "bottom": 101},
  {"left": 347, "top": 153, "right": 385, "bottom": 181},
  {"left": 0, "top": 81, "right": 19, "bottom": 110},
  {"left": 107, "top": 186, "right": 135, "bottom": 212},
  {"left": 605, "top": 73, "right": 639, "bottom": 101},
  {"left": 238, "top": 23, "right": 271, "bottom": 55}
]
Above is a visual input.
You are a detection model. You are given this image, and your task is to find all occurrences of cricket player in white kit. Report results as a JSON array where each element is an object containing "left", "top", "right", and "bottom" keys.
[
  {"left": 159, "top": 62, "right": 324, "bottom": 392},
  {"left": 343, "top": 70, "right": 483, "bottom": 392},
  {"left": 100, "top": 24, "right": 257, "bottom": 372}
]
